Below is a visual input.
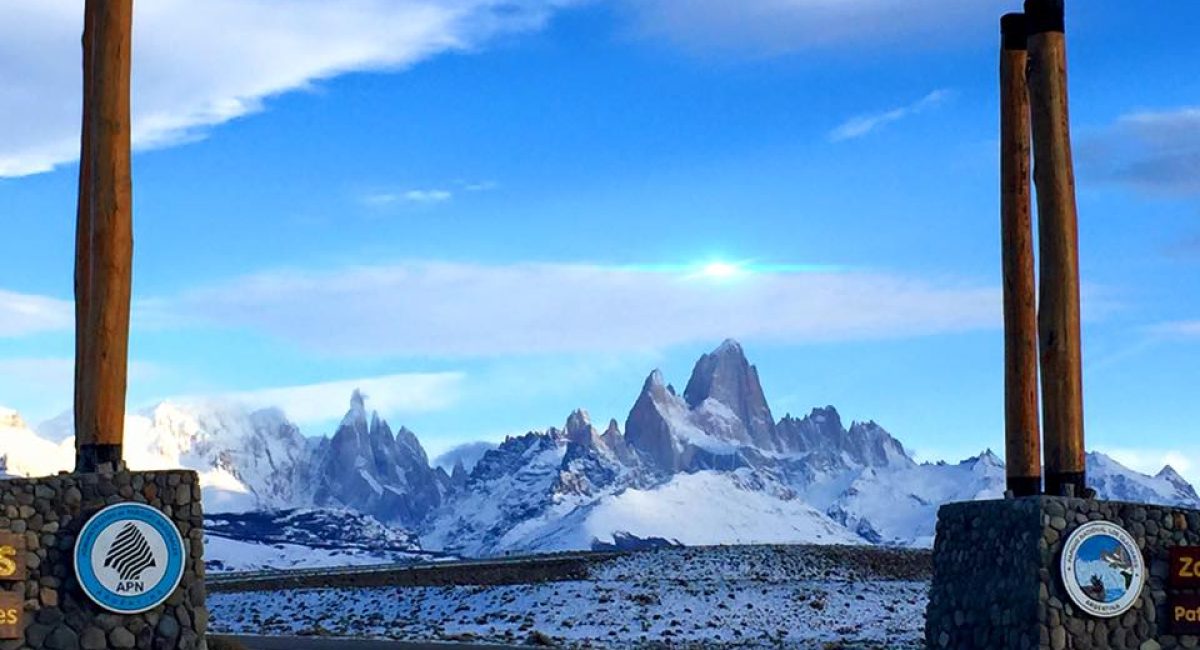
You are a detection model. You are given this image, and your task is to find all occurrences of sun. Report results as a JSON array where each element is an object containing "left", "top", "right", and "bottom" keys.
[{"left": 700, "top": 262, "right": 743, "bottom": 279}]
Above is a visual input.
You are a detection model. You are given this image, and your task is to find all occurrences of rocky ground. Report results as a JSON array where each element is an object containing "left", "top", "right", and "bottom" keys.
[{"left": 208, "top": 544, "right": 931, "bottom": 648}]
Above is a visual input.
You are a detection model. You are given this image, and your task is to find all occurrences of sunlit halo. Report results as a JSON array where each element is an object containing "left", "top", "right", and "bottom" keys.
[{"left": 701, "top": 262, "right": 743, "bottom": 279}]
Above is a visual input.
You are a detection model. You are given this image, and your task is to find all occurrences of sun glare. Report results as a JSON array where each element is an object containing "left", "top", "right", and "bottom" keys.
[{"left": 701, "top": 262, "right": 742, "bottom": 279}]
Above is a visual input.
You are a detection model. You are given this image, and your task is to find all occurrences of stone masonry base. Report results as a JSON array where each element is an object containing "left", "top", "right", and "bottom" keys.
[
  {"left": 926, "top": 497, "right": 1200, "bottom": 650},
  {"left": 0, "top": 469, "right": 206, "bottom": 650}
]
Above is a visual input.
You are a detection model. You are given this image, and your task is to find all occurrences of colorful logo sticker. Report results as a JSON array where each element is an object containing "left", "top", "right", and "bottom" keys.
[
  {"left": 74, "top": 502, "right": 187, "bottom": 614},
  {"left": 1061, "top": 520, "right": 1146, "bottom": 618}
]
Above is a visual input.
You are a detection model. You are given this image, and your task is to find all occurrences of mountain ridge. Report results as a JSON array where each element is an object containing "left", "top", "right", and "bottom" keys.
[{"left": 2, "top": 339, "right": 1196, "bottom": 559}]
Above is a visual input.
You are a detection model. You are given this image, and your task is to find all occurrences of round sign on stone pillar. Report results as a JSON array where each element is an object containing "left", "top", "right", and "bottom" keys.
[
  {"left": 74, "top": 502, "right": 187, "bottom": 614},
  {"left": 1060, "top": 520, "right": 1146, "bottom": 618}
]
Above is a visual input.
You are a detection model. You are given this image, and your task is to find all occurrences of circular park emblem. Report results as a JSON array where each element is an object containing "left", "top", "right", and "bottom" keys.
[
  {"left": 74, "top": 502, "right": 187, "bottom": 614},
  {"left": 1061, "top": 520, "right": 1146, "bottom": 618}
]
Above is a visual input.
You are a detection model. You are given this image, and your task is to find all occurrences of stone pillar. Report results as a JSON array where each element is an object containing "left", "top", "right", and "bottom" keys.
[
  {"left": 0, "top": 470, "right": 206, "bottom": 650},
  {"left": 927, "top": 497, "right": 1200, "bottom": 649}
]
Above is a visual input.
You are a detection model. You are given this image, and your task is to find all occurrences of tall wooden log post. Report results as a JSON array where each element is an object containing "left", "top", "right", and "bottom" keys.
[
  {"left": 1000, "top": 13, "right": 1041, "bottom": 497},
  {"left": 1025, "top": 0, "right": 1086, "bottom": 497},
  {"left": 75, "top": 0, "right": 134, "bottom": 472}
]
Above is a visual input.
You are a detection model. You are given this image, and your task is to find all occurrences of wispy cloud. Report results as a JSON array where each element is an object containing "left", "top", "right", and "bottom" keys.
[
  {"left": 210, "top": 372, "right": 466, "bottom": 424},
  {"left": 362, "top": 189, "right": 454, "bottom": 207},
  {"left": 0, "top": 0, "right": 579, "bottom": 177},
  {"left": 1078, "top": 107, "right": 1200, "bottom": 196},
  {"left": 623, "top": 0, "right": 1012, "bottom": 56},
  {"left": 1148, "top": 320, "right": 1200, "bottom": 338},
  {"left": 361, "top": 180, "right": 498, "bottom": 208},
  {"left": 829, "top": 89, "right": 953, "bottom": 142},
  {"left": 141, "top": 260, "right": 1001, "bottom": 358},
  {"left": 0, "top": 289, "right": 73, "bottom": 337},
  {"left": 462, "top": 180, "right": 500, "bottom": 192}
]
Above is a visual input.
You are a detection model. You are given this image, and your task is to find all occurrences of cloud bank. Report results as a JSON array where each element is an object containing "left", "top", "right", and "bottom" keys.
[
  {"left": 1, "top": 0, "right": 1023, "bottom": 178},
  {"left": 215, "top": 372, "right": 466, "bottom": 423},
  {"left": 1149, "top": 321, "right": 1200, "bottom": 338},
  {"left": 0, "top": 0, "right": 577, "bottom": 177},
  {"left": 1079, "top": 107, "right": 1200, "bottom": 196},
  {"left": 143, "top": 261, "right": 1000, "bottom": 357},
  {"left": 0, "top": 289, "right": 73, "bottom": 337}
]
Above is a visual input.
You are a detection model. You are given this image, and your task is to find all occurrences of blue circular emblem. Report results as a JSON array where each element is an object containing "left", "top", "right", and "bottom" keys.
[
  {"left": 74, "top": 502, "right": 187, "bottom": 614},
  {"left": 1060, "top": 520, "right": 1146, "bottom": 618}
]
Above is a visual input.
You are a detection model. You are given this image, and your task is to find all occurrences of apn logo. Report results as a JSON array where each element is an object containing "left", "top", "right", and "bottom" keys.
[
  {"left": 75, "top": 502, "right": 187, "bottom": 614},
  {"left": 103, "top": 523, "right": 157, "bottom": 593}
]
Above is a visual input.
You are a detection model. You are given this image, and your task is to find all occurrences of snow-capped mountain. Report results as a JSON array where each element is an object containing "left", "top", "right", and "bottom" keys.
[
  {"left": 3, "top": 339, "right": 1198, "bottom": 562},
  {"left": 421, "top": 340, "right": 1200, "bottom": 554},
  {"left": 1087, "top": 452, "right": 1200, "bottom": 507},
  {"left": 0, "top": 400, "right": 315, "bottom": 511},
  {"left": 310, "top": 390, "right": 446, "bottom": 528}
]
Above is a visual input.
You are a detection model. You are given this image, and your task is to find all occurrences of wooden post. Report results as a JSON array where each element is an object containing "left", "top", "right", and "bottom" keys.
[
  {"left": 1000, "top": 13, "right": 1041, "bottom": 497},
  {"left": 1025, "top": 0, "right": 1085, "bottom": 497},
  {"left": 75, "top": 0, "right": 134, "bottom": 472}
]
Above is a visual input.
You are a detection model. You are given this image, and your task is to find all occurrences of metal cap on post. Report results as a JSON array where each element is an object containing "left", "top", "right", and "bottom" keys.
[
  {"left": 1000, "top": 12, "right": 1041, "bottom": 497},
  {"left": 1025, "top": 0, "right": 1086, "bottom": 497}
]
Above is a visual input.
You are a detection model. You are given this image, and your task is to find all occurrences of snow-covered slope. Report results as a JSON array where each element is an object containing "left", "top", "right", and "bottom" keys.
[
  {"left": 566, "top": 470, "right": 862, "bottom": 549},
  {"left": 126, "top": 401, "right": 315, "bottom": 512},
  {"left": 0, "top": 407, "right": 73, "bottom": 477},
  {"left": 0, "top": 400, "right": 314, "bottom": 510},
  {"left": 821, "top": 452, "right": 1006, "bottom": 547},
  {"left": 422, "top": 430, "right": 569, "bottom": 556},
  {"left": 204, "top": 508, "right": 436, "bottom": 573},
  {"left": 1087, "top": 452, "right": 1200, "bottom": 508}
]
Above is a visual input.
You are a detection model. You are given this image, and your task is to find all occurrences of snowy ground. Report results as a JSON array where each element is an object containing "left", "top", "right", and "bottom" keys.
[
  {"left": 209, "top": 545, "right": 930, "bottom": 648},
  {"left": 204, "top": 534, "right": 436, "bottom": 573}
]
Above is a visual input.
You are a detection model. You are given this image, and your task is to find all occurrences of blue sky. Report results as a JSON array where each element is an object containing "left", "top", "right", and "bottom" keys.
[{"left": 1, "top": 1, "right": 1198, "bottom": 477}]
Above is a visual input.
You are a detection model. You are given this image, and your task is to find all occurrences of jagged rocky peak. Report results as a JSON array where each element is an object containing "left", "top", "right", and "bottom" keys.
[
  {"left": 565, "top": 409, "right": 597, "bottom": 446},
  {"left": 683, "top": 339, "right": 778, "bottom": 450},
  {"left": 1160, "top": 466, "right": 1200, "bottom": 502},
  {"left": 1158, "top": 465, "right": 1191, "bottom": 487},
  {"left": 599, "top": 418, "right": 637, "bottom": 466},
  {"left": 624, "top": 368, "right": 688, "bottom": 473},
  {"left": 968, "top": 449, "right": 1004, "bottom": 469},
  {"left": 450, "top": 459, "right": 470, "bottom": 489},
  {"left": 346, "top": 389, "right": 368, "bottom": 424},
  {"left": 777, "top": 407, "right": 911, "bottom": 469},
  {"left": 845, "top": 420, "right": 912, "bottom": 468},
  {"left": 311, "top": 390, "right": 442, "bottom": 527}
]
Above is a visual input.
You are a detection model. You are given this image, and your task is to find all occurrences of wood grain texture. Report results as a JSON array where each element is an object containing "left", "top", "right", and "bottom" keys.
[
  {"left": 75, "top": 0, "right": 134, "bottom": 464},
  {"left": 74, "top": 4, "right": 95, "bottom": 459},
  {"left": 1027, "top": 29, "right": 1085, "bottom": 497},
  {"left": 1000, "top": 37, "right": 1041, "bottom": 496}
]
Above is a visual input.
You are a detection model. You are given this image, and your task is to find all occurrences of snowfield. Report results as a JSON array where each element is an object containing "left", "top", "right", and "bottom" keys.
[
  {"left": 209, "top": 545, "right": 931, "bottom": 648},
  {"left": 203, "top": 535, "right": 434, "bottom": 573}
]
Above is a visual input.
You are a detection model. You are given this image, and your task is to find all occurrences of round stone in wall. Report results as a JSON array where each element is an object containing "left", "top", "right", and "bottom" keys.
[
  {"left": 74, "top": 502, "right": 187, "bottom": 614},
  {"left": 1060, "top": 520, "right": 1146, "bottom": 618}
]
